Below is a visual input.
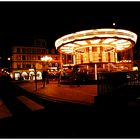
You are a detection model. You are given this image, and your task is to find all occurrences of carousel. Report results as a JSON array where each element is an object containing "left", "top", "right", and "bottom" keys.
[{"left": 55, "top": 28, "right": 137, "bottom": 80}]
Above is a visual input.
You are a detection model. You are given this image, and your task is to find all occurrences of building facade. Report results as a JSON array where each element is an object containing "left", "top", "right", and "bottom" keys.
[{"left": 11, "top": 39, "right": 61, "bottom": 80}]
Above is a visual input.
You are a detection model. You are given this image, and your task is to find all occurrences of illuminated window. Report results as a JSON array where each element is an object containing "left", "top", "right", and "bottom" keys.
[
  {"left": 49, "top": 63, "right": 52, "bottom": 67},
  {"left": 54, "top": 56, "right": 57, "bottom": 60},
  {"left": 55, "top": 63, "right": 58, "bottom": 67},
  {"left": 16, "top": 55, "right": 21, "bottom": 60},
  {"left": 92, "top": 47, "right": 97, "bottom": 52}
]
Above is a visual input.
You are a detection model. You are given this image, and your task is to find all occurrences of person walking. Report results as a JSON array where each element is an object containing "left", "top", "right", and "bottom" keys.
[
  {"left": 46, "top": 71, "right": 49, "bottom": 84},
  {"left": 42, "top": 71, "right": 47, "bottom": 88}
]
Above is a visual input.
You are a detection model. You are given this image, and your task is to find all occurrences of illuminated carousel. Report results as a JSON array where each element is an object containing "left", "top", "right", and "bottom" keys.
[{"left": 55, "top": 28, "right": 137, "bottom": 80}]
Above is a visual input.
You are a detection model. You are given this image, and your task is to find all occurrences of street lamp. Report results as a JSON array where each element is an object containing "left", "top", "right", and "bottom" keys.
[
  {"left": 7, "top": 57, "right": 11, "bottom": 61},
  {"left": 41, "top": 56, "right": 52, "bottom": 87},
  {"left": 7, "top": 57, "right": 11, "bottom": 74},
  {"left": 41, "top": 56, "right": 52, "bottom": 70},
  {"left": 41, "top": 56, "right": 52, "bottom": 63}
]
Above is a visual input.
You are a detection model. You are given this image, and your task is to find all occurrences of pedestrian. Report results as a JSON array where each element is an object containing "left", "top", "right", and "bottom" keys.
[
  {"left": 42, "top": 71, "right": 47, "bottom": 88},
  {"left": 46, "top": 71, "right": 49, "bottom": 84},
  {"left": 76, "top": 72, "right": 80, "bottom": 87}
]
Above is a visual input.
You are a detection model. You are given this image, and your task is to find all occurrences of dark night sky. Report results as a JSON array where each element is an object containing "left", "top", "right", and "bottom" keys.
[{"left": 0, "top": 1, "right": 140, "bottom": 59}]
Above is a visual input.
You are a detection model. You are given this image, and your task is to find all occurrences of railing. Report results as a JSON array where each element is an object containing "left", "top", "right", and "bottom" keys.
[
  {"left": 127, "top": 71, "right": 140, "bottom": 85},
  {"left": 97, "top": 71, "right": 138, "bottom": 95}
]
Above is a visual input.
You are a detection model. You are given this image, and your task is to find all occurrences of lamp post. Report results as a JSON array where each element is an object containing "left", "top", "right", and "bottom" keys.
[
  {"left": 7, "top": 57, "right": 12, "bottom": 79},
  {"left": 34, "top": 65, "right": 37, "bottom": 91},
  {"left": 41, "top": 56, "right": 52, "bottom": 87},
  {"left": 7, "top": 57, "right": 11, "bottom": 72}
]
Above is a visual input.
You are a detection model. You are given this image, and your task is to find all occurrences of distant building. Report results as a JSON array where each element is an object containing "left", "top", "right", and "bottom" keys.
[{"left": 11, "top": 39, "right": 60, "bottom": 80}]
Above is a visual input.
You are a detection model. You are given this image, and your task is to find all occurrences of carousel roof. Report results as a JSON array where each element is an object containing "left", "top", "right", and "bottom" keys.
[{"left": 55, "top": 28, "right": 137, "bottom": 54}]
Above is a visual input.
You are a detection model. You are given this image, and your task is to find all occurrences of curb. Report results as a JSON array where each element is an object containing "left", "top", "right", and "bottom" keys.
[{"left": 31, "top": 89, "right": 93, "bottom": 106}]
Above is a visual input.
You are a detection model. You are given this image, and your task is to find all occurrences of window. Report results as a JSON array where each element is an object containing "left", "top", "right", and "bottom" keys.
[
  {"left": 22, "top": 64, "right": 26, "bottom": 68},
  {"left": 16, "top": 55, "right": 21, "bottom": 60},
  {"left": 86, "top": 48, "right": 89, "bottom": 52},
  {"left": 92, "top": 47, "right": 97, "bottom": 52},
  {"left": 22, "top": 55, "right": 26, "bottom": 60},
  {"left": 32, "top": 64, "right": 35, "bottom": 68},
  {"left": 55, "top": 63, "right": 58, "bottom": 67},
  {"left": 22, "top": 48, "right": 26, "bottom": 53},
  {"left": 26, "top": 64, "right": 31, "bottom": 69},
  {"left": 17, "top": 64, "right": 20, "bottom": 69},
  {"left": 38, "top": 56, "right": 41, "bottom": 60},
  {"left": 49, "top": 63, "right": 52, "bottom": 67},
  {"left": 54, "top": 56, "right": 58, "bottom": 60},
  {"left": 32, "top": 49, "right": 36, "bottom": 53},
  {"left": 52, "top": 63, "right": 55, "bottom": 67},
  {"left": 32, "top": 56, "right": 36, "bottom": 60},
  {"left": 27, "top": 56, "right": 31, "bottom": 60},
  {"left": 27, "top": 48, "right": 31, "bottom": 53},
  {"left": 17, "top": 48, "right": 20, "bottom": 53},
  {"left": 68, "top": 55, "right": 72, "bottom": 60}
]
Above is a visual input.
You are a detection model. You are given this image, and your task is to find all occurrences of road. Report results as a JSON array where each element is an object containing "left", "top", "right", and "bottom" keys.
[{"left": 0, "top": 76, "right": 140, "bottom": 138}]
